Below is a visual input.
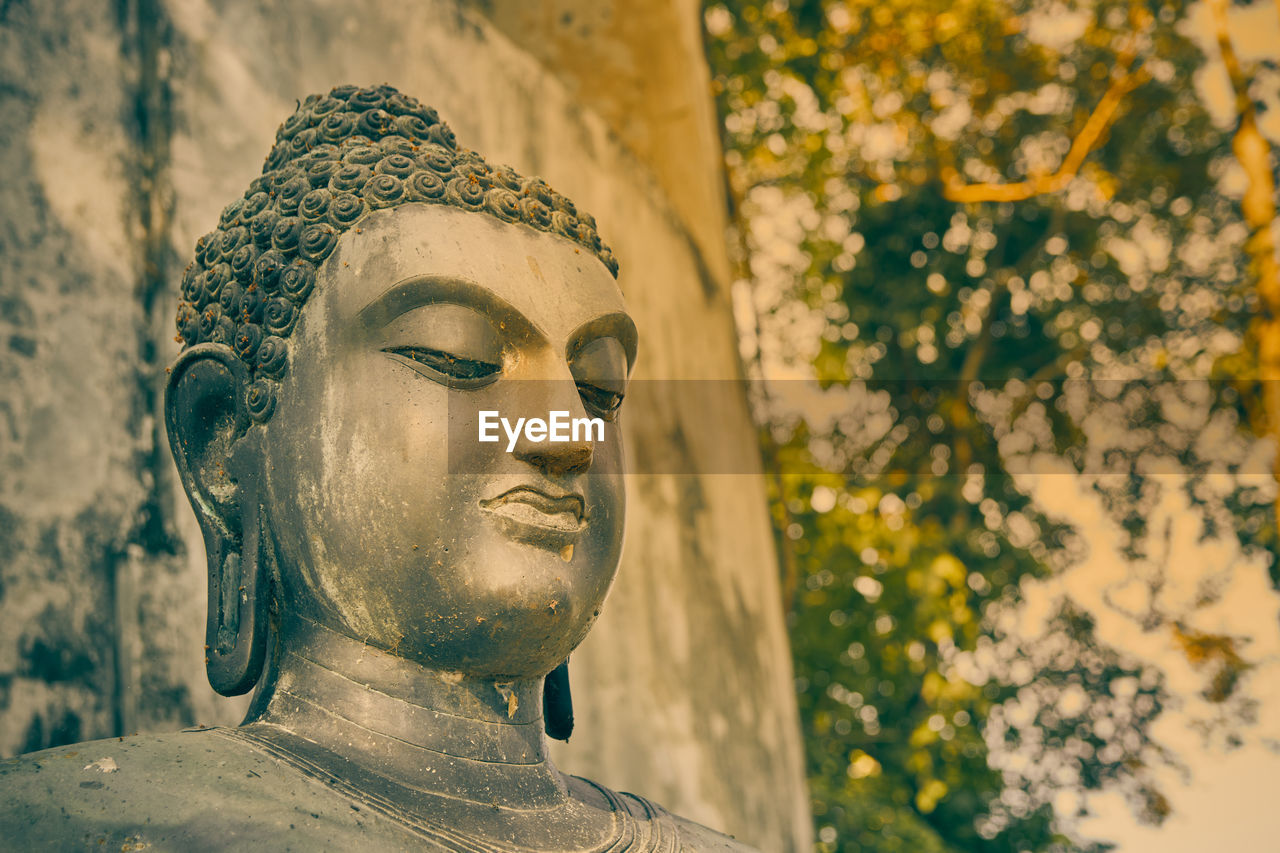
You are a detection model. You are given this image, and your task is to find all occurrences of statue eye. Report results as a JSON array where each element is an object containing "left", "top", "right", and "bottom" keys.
[
  {"left": 380, "top": 302, "right": 506, "bottom": 388},
  {"left": 576, "top": 382, "right": 624, "bottom": 421},
  {"left": 569, "top": 336, "right": 628, "bottom": 422},
  {"left": 384, "top": 346, "right": 501, "bottom": 388}
]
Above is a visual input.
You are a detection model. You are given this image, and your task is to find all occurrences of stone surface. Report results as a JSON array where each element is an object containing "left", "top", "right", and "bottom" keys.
[
  {"left": 0, "top": 0, "right": 214, "bottom": 759},
  {"left": 0, "top": 1, "right": 811, "bottom": 849}
]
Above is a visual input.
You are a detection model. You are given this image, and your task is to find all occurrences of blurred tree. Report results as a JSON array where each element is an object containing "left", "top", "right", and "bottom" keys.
[
  {"left": 1206, "top": 0, "right": 1280, "bottom": 515},
  {"left": 704, "top": 0, "right": 1278, "bottom": 850}
]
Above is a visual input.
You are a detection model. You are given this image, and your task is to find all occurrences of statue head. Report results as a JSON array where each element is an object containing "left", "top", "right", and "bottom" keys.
[{"left": 165, "top": 85, "right": 634, "bottom": 738}]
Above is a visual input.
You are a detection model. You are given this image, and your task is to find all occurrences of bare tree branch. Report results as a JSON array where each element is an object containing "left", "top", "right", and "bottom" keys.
[
  {"left": 940, "top": 16, "right": 1154, "bottom": 205},
  {"left": 941, "top": 64, "right": 1149, "bottom": 204}
]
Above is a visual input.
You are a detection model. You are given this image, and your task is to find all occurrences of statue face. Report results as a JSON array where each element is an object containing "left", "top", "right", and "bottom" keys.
[{"left": 259, "top": 204, "right": 634, "bottom": 678}]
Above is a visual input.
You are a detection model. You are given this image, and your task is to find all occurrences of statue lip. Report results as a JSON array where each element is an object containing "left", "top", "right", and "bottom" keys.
[{"left": 479, "top": 486, "right": 586, "bottom": 545}]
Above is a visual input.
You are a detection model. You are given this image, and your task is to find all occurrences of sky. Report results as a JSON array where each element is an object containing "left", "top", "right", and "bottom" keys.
[{"left": 1016, "top": 460, "right": 1280, "bottom": 850}]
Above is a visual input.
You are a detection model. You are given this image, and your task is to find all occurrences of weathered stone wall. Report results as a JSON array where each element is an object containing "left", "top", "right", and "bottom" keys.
[
  {"left": 0, "top": 1, "right": 811, "bottom": 848},
  {"left": 0, "top": 0, "right": 222, "bottom": 758}
]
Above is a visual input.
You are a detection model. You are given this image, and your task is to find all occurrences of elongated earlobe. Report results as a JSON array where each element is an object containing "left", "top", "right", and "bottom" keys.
[
  {"left": 543, "top": 658, "right": 573, "bottom": 741},
  {"left": 166, "top": 343, "right": 269, "bottom": 696}
]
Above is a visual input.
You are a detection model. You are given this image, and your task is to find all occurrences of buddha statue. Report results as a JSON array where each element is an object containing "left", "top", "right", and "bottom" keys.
[{"left": 0, "top": 85, "right": 756, "bottom": 852}]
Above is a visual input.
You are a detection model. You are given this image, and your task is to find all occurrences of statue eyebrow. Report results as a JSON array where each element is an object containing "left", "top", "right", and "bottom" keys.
[
  {"left": 355, "top": 274, "right": 540, "bottom": 343},
  {"left": 566, "top": 312, "right": 639, "bottom": 374}
]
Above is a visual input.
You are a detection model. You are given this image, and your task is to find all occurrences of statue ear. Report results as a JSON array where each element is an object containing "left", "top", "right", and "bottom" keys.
[{"left": 165, "top": 343, "right": 269, "bottom": 696}]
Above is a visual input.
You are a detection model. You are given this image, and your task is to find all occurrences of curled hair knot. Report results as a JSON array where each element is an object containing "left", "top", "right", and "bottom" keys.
[
  {"left": 310, "top": 96, "right": 343, "bottom": 120},
  {"left": 205, "top": 263, "right": 232, "bottom": 302},
  {"left": 356, "top": 108, "right": 393, "bottom": 138},
  {"left": 264, "top": 297, "right": 299, "bottom": 337},
  {"left": 375, "top": 153, "right": 415, "bottom": 179},
  {"left": 363, "top": 174, "right": 406, "bottom": 208},
  {"left": 299, "top": 189, "right": 332, "bottom": 223},
  {"left": 394, "top": 114, "right": 432, "bottom": 141},
  {"left": 279, "top": 260, "right": 316, "bottom": 301},
  {"left": 348, "top": 87, "right": 385, "bottom": 112},
  {"left": 417, "top": 145, "right": 455, "bottom": 179},
  {"left": 306, "top": 159, "right": 340, "bottom": 189},
  {"left": 445, "top": 175, "right": 486, "bottom": 210},
  {"left": 550, "top": 210, "right": 579, "bottom": 240},
  {"left": 328, "top": 193, "right": 366, "bottom": 227},
  {"left": 329, "top": 163, "right": 371, "bottom": 194},
  {"left": 250, "top": 209, "right": 280, "bottom": 247},
  {"left": 245, "top": 378, "right": 277, "bottom": 423},
  {"left": 319, "top": 111, "right": 357, "bottom": 143},
  {"left": 343, "top": 144, "right": 381, "bottom": 167},
  {"left": 242, "top": 191, "right": 270, "bottom": 220},
  {"left": 299, "top": 222, "right": 339, "bottom": 262},
  {"left": 230, "top": 244, "right": 259, "bottom": 283},
  {"left": 253, "top": 250, "right": 286, "bottom": 293},
  {"left": 234, "top": 323, "right": 263, "bottom": 363},
  {"left": 198, "top": 303, "right": 223, "bottom": 339},
  {"left": 377, "top": 135, "right": 416, "bottom": 158},
  {"left": 219, "top": 199, "right": 244, "bottom": 228},
  {"left": 209, "top": 316, "right": 237, "bottom": 347},
  {"left": 276, "top": 177, "right": 310, "bottom": 216},
  {"left": 256, "top": 335, "right": 289, "bottom": 379},
  {"left": 407, "top": 171, "right": 445, "bottom": 202},
  {"left": 427, "top": 123, "right": 456, "bottom": 150},
  {"left": 176, "top": 302, "right": 200, "bottom": 345},
  {"left": 485, "top": 188, "right": 521, "bottom": 223},
  {"left": 271, "top": 217, "right": 303, "bottom": 253},
  {"left": 218, "top": 282, "right": 244, "bottom": 316},
  {"left": 520, "top": 197, "right": 552, "bottom": 229},
  {"left": 239, "top": 285, "right": 265, "bottom": 325}
]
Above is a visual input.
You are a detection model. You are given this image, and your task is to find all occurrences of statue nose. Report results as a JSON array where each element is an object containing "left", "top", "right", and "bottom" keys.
[
  {"left": 513, "top": 439, "right": 594, "bottom": 477},
  {"left": 506, "top": 376, "right": 597, "bottom": 476}
]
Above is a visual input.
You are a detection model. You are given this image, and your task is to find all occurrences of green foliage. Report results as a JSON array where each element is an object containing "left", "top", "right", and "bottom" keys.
[{"left": 706, "top": 0, "right": 1276, "bottom": 849}]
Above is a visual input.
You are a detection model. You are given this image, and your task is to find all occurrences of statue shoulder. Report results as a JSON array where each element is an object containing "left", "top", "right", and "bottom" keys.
[
  {"left": 660, "top": 808, "right": 762, "bottom": 852},
  {"left": 3, "top": 736, "right": 762, "bottom": 852},
  {"left": 0, "top": 728, "right": 430, "bottom": 851},
  {"left": 566, "top": 775, "right": 761, "bottom": 852}
]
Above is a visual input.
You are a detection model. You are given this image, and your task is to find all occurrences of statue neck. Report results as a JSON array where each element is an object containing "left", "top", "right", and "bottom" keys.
[{"left": 250, "top": 613, "right": 567, "bottom": 811}]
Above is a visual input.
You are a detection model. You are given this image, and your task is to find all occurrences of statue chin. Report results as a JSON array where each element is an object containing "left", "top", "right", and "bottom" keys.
[{"left": 0, "top": 86, "right": 758, "bottom": 852}]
